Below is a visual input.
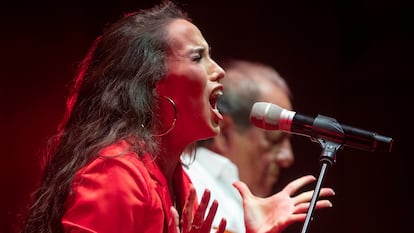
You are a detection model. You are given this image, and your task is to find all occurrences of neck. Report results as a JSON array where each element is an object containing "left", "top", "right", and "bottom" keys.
[{"left": 155, "top": 134, "right": 187, "bottom": 187}]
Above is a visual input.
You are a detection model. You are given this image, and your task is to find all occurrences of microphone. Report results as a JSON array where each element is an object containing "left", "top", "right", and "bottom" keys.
[{"left": 250, "top": 102, "right": 393, "bottom": 152}]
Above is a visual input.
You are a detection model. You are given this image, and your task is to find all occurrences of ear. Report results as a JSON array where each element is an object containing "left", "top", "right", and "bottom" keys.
[{"left": 214, "top": 115, "right": 236, "bottom": 154}]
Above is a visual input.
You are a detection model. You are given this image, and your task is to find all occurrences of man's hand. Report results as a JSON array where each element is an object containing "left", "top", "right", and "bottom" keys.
[{"left": 234, "top": 175, "right": 335, "bottom": 233}]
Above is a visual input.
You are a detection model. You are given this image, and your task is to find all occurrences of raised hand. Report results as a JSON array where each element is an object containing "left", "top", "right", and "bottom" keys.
[
  {"left": 174, "top": 187, "right": 226, "bottom": 233},
  {"left": 233, "top": 175, "right": 335, "bottom": 233}
]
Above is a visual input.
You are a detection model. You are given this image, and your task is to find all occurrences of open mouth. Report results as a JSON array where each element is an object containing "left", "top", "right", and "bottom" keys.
[
  {"left": 209, "top": 86, "right": 224, "bottom": 123},
  {"left": 209, "top": 87, "right": 223, "bottom": 109}
]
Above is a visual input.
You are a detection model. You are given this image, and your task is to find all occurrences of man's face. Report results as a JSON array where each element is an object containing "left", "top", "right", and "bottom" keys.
[{"left": 232, "top": 76, "right": 294, "bottom": 197}]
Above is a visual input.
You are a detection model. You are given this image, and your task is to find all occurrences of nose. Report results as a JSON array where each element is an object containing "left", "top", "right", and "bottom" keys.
[
  {"left": 274, "top": 139, "right": 294, "bottom": 168},
  {"left": 210, "top": 59, "right": 225, "bottom": 81}
]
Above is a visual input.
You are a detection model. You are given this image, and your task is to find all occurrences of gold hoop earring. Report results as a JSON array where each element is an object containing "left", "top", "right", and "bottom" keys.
[{"left": 153, "top": 96, "right": 177, "bottom": 137}]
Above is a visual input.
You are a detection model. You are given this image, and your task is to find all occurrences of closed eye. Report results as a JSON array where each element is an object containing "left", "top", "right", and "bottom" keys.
[
  {"left": 191, "top": 53, "right": 202, "bottom": 61},
  {"left": 191, "top": 47, "right": 205, "bottom": 62}
]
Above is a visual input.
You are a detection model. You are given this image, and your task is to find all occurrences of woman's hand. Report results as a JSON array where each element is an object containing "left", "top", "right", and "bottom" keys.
[
  {"left": 171, "top": 187, "right": 226, "bottom": 233},
  {"left": 233, "top": 175, "right": 335, "bottom": 233}
]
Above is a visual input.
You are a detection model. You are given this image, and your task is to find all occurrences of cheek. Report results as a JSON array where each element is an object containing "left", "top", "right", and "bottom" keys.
[
  {"left": 163, "top": 61, "right": 207, "bottom": 94},
  {"left": 160, "top": 74, "right": 207, "bottom": 113},
  {"left": 172, "top": 71, "right": 207, "bottom": 106},
  {"left": 247, "top": 130, "right": 269, "bottom": 152},
  {"left": 246, "top": 131, "right": 276, "bottom": 166},
  {"left": 240, "top": 132, "right": 264, "bottom": 161},
  {"left": 184, "top": 71, "right": 207, "bottom": 97}
]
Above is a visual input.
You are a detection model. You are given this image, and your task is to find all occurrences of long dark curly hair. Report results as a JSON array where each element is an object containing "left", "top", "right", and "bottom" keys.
[{"left": 20, "top": 1, "right": 190, "bottom": 233}]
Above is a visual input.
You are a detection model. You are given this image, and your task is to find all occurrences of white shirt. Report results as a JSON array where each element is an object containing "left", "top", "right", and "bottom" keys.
[{"left": 183, "top": 147, "right": 245, "bottom": 233}]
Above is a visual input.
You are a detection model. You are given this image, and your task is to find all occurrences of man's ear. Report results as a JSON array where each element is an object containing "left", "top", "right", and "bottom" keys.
[{"left": 213, "top": 115, "right": 236, "bottom": 154}]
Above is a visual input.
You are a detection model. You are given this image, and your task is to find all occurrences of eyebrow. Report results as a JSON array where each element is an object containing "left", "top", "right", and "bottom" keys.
[
  {"left": 192, "top": 46, "right": 206, "bottom": 54},
  {"left": 198, "top": 46, "right": 213, "bottom": 58}
]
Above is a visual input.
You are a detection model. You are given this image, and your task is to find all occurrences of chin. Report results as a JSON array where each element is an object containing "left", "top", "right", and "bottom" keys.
[
  {"left": 198, "top": 125, "right": 219, "bottom": 141},
  {"left": 211, "top": 124, "right": 221, "bottom": 136}
]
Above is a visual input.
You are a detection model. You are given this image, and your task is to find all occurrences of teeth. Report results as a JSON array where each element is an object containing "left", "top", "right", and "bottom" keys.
[
  {"left": 210, "top": 89, "right": 223, "bottom": 108},
  {"left": 212, "top": 90, "right": 223, "bottom": 98}
]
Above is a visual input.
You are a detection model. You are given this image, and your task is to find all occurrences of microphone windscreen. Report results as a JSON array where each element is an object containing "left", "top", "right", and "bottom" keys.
[{"left": 250, "top": 102, "right": 283, "bottom": 130}]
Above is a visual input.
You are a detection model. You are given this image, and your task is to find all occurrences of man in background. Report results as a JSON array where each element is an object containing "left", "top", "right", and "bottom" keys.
[{"left": 184, "top": 59, "right": 296, "bottom": 233}]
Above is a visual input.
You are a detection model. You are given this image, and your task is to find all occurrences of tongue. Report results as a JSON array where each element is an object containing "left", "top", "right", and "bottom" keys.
[{"left": 212, "top": 108, "right": 223, "bottom": 122}]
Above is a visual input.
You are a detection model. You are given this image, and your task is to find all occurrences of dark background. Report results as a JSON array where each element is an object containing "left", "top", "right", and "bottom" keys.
[{"left": 1, "top": 0, "right": 412, "bottom": 233}]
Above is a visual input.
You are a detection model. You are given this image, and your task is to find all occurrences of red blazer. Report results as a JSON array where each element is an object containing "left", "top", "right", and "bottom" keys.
[{"left": 62, "top": 140, "right": 195, "bottom": 233}]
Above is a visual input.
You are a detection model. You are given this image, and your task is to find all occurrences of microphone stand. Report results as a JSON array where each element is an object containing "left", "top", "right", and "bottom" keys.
[
  {"left": 300, "top": 114, "right": 344, "bottom": 233},
  {"left": 300, "top": 139, "right": 341, "bottom": 233}
]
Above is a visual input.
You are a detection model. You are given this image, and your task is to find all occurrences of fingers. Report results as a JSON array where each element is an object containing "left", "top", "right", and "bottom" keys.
[
  {"left": 200, "top": 200, "right": 218, "bottom": 232},
  {"left": 232, "top": 181, "right": 252, "bottom": 199},
  {"left": 283, "top": 175, "right": 316, "bottom": 195},
  {"left": 169, "top": 206, "right": 180, "bottom": 233},
  {"left": 286, "top": 213, "right": 307, "bottom": 224},
  {"left": 181, "top": 188, "right": 225, "bottom": 233},
  {"left": 192, "top": 189, "right": 211, "bottom": 227},
  {"left": 286, "top": 199, "right": 333, "bottom": 230},
  {"left": 313, "top": 200, "right": 333, "bottom": 209},
  {"left": 285, "top": 199, "right": 333, "bottom": 227},
  {"left": 182, "top": 187, "right": 197, "bottom": 232},
  {"left": 294, "top": 200, "right": 333, "bottom": 213},
  {"left": 214, "top": 218, "right": 227, "bottom": 233},
  {"left": 319, "top": 187, "right": 335, "bottom": 197},
  {"left": 292, "top": 187, "right": 335, "bottom": 205},
  {"left": 189, "top": 189, "right": 223, "bottom": 233}
]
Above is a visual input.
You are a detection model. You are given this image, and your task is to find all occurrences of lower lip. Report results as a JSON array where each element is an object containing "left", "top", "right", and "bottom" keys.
[{"left": 212, "top": 109, "right": 223, "bottom": 124}]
